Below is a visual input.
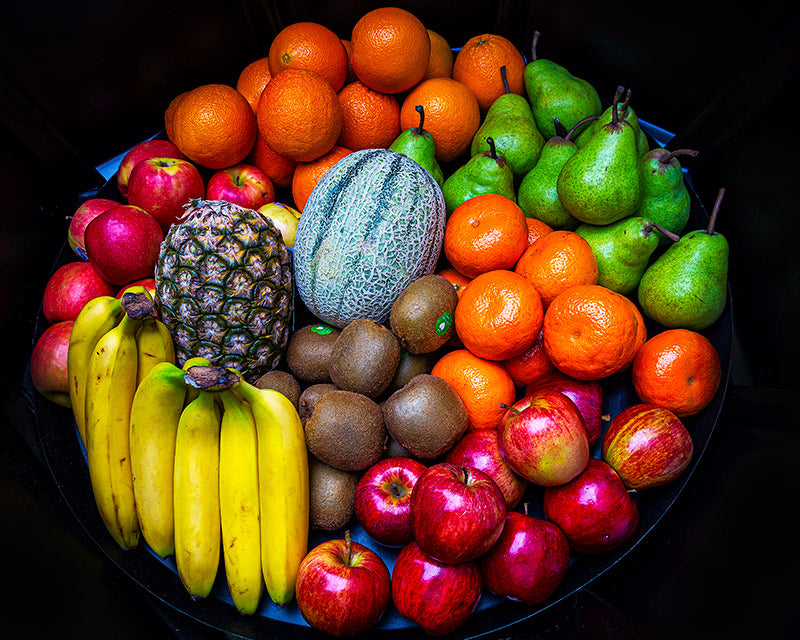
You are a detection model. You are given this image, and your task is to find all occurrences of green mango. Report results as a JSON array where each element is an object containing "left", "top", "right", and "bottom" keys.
[
  {"left": 388, "top": 105, "right": 444, "bottom": 185},
  {"left": 442, "top": 137, "right": 516, "bottom": 215}
]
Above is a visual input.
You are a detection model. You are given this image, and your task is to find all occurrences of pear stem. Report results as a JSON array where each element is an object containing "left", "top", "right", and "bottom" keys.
[
  {"left": 611, "top": 86, "right": 625, "bottom": 126},
  {"left": 531, "top": 30, "right": 540, "bottom": 62},
  {"left": 500, "top": 65, "right": 510, "bottom": 94},
  {"left": 553, "top": 118, "right": 568, "bottom": 138},
  {"left": 619, "top": 88, "right": 632, "bottom": 118},
  {"left": 663, "top": 148, "right": 700, "bottom": 164},
  {"left": 566, "top": 114, "right": 599, "bottom": 141},
  {"left": 486, "top": 136, "right": 498, "bottom": 160},
  {"left": 645, "top": 221, "right": 681, "bottom": 243},
  {"left": 707, "top": 187, "right": 726, "bottom": 235},
  {"left": 414, "top": 105, "right": 425, "bottom": 135}
]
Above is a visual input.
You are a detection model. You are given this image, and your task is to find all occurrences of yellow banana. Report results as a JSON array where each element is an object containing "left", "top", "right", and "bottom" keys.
[
  {"left": 84, "top": 310, "right": 142, "bottom": 550},
  {"left": 135, "top": 317, "right": 176, "bottom": 385},
  {"left": 129, "top": 361, "right": 187, "bottom": 558},
  {"left": 67, "top": 295, "right": 124, "bottom": 446},
  {"left": 173, "top": 390, "right": 221, "bottom": 599},
  {"left": 219, "top": 390, "right": 264, "bottom": 614},
  {"left": 234, "top": 378, "right": 309, "bottom": 607}
]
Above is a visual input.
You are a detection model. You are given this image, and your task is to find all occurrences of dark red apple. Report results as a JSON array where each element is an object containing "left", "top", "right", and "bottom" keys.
[
  {"left": 497, "top": 388, "right": 590, "bottom": 486},
  {"left": 445, "top": 429, "right": 527, "bottom": 509},
  {"left": 295, "top": 532, "right": 391, "bottom": 637},
  {"left": 479, "top": 504, "right": 570, "bottom": 606},
  {"left": 127, "top": 157, "right": 204, "bottom": 231},
  {"left": 42, "top": 261, "right": 117, "bottom": 323},
  {"left": 84, "top": 204, "right": 164, "bottom": 285},
  {"left": 116, "top": 138, "right": 185, "bottom": 197},
  {"left": 525, "top": 370, "right": 604, "bottom": 447},
  {"left": 602, "top": 403, "right": 694, "bottom": 490},
  {"left": 116, "top": 278, "right": 157, "bottom": 299},
  {"left": 543, "top": 458, "right": 639, "bottom": 554},
  {"left": 68, "top": 197, "right": 120, "bottom": 258},
  {"left": 30, "top": 320, "right": 74, "bottom": 408},
  {"left": 409, "top": 462, "right": 506, "bottom": 564},
  {"left": 206, "top": 163, "right": 275, "bottom": 210},
  {"left": 353, "top": 457, "right": 428, "bottom": 547},
  {"left": 391, "top": 541, "right": 482, "bottom": 636}
]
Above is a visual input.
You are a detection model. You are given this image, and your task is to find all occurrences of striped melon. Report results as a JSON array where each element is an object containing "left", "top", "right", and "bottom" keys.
[{"left": 293, "top": 149, "right": 446, "bottom": 328}]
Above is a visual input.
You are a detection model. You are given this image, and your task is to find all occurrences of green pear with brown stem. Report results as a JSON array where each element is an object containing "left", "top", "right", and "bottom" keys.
[
  {"left": 442, "top": 137, "right": 516, "bottom": 215},
  {"left": 389, "top": 105, "right": 444, "bottom": 185},
  {"left": 575, "top": 88, "right": 650, "bottom": 156}
]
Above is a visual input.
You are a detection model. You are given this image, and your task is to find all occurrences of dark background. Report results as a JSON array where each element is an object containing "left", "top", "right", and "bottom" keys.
[{"left": 1, "top": 1, "right": 798, "bottom": 638}]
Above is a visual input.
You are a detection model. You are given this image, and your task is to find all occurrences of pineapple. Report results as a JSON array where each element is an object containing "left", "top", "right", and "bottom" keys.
[{"left": 154, "top": 199, "right": 293, "bottom": 382}]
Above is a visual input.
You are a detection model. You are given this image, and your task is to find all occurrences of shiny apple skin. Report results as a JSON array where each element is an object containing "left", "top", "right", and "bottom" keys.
[
  {"left": 206, "top": 163, "right": 275, "bottom": 210},
  {"left": 42, "top": 261, "right": 116, "bottom": 323},
  {"left": 127, "top": 157, "right": 205, "bottom": 231},
  {"left": 116, "top": 139, "right": 185, "bottom": 196},
  {"left": 30, "top": 320, "right": 74, "bottom": 408}
]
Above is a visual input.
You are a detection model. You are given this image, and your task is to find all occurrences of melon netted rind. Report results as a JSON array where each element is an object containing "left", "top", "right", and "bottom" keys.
[{"left": 293, "top": 149, "right": 446, "bottom": 328}]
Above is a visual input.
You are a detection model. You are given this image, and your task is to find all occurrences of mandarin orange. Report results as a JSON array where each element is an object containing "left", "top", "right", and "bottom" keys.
[
  {"left": 452, "top": 33, "right": 526, "bottom": 112},
  {"left": 268, "top": 21, "right": 349, "bottom": 92}
]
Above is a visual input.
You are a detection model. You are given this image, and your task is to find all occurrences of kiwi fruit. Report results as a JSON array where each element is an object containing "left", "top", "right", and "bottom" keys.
[
  {"left": 286, "top": 323, "right": 341, "bottom": 383},
  {"left": 328, "top": 318, "right": 401, "bottom": 398},
  {"left": 386, "top": 351, "right": 438, "bottom": 395},
  {"left": 304, "top": 389, "right": 387, "bottom": 472},
  {"left": 298, "top": 383, "right": 338, "bottom": 425},
  {"left": 382, "top": 374, "right": 469, "bottom": 459},
  {"left": 308, "top": 456, "right": 360, "bottom": 531},
  {"left": 253, "top": 369, "right": 301, "bottom": 410},
  {"left": 389, "top": 274, "right": 459, "bottom": 354}
]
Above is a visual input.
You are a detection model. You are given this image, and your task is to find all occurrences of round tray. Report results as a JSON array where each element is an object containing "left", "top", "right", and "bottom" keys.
[{"left": 31, "top": 158, "right": 733, "bottom": 639}]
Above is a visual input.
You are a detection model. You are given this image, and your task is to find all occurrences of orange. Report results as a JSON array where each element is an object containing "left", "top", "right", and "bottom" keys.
[
  {"left": 350, "top": 6, "right": 431, "bottom": 94},
  {"left": 622, "top": 295, "right": 648, "bottom": 357},
  {"left": 336, "top": 81, "right": 401, "bottom": 151},
  {"left": 431, "top": 348, "right": 516, "bottom": 431},
  {"left": 525, "top": 217, "right": 553, "bottom": 246},
  {"left": 455, "top": 269, "right": 543, "bottom": 361},
  {"left": 248, "top": 131, "right": 297, "bottom": 189},
  {"left": 341, "top": 39, "right": 358, "bottom": 84},
  {"left": 268, "top": 21, "right": 349, "bottom": 92},
  {"left": 452, "top": 33, "right": 526, "bottom": 112},
  {"left": 257, "top": 68, "right": 343, "bottom": 163},
  {"left": 169, "top": 84, "right": 257, "bottom": 170},
  {"left": 400, "top": 77, "right": 480, "bottom": 162},
  {"left": 502, "top": 329, "right": 556, "bottom": 387},
  {"left": 443, "top": 194, "right": 529, "bottom": 279},
  {"left": 291, "top": 145, "right": 353, "bottom": 211},
  {"left": 164, "top": 91, "right": 188, "bottom": 143},
  {"left": 437, "top": 267, "right": 471, "bottom": 301},
  {"left": 236, "top": 57, "right": 272, "bottom": 112},
  {"left": 422, "top": 29, "right": 454, "bottom": 80},
  {"left": 514, "top": 230, "right": 599, "bottom": 308},
  {"left": 632, "top": 329, "right": 722, "bottom": 417},
  {"left": 543, "top": 284, "right": 641, "bottom": 381}
]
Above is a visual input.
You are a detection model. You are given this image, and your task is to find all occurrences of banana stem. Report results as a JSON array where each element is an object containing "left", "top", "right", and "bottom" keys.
[{"left": 185, "top": 365, "right": 239, "bottom": 391}]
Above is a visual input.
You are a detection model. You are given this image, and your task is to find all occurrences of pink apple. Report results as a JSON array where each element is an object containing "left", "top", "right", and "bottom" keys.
[
  {"left": 354, "top": 457, "right": 428, "bottom": 547},
  {"left": 206, "top": 163, "right": 275, "bottom": 210},
  {"left": 295, "top": 532, "right": 391, "bottom": 637},
  {"left": 602, "top": 403, "right": 694, "bottom": 490},
  {"left": 543, "top": 458, "right": 639, "bottom": 554},
  {"left": 127, "top": 157, "right": 204, "bottom": 231},
  {"left": 68, "top": 198, "right": 120, "bottom": 258},
  {"left": 525, "top": 370, "right": 604, "bottom": 447},
  {"left": 257, "top": 202, "right": 301, "bottom": 248},
  {"left": 42, "top": 261, "right": 117, "bottom": 323},
  {"left": 116, "top": 278, "right": 157, "bottom": 299},
  {"left": 84, "top": 204, "right": 164, "bottom": 285},
  {"left": 497, "top": 388, "right": 590, "bottom": 486},
  {"left": 445, "top": 429, "right": 527, "bottom": 509},
  {"left": 391, "top": 541, "right": 482, "bottom": 636},
  {"left": 116, "top": 139, "right": 185, "bottom": 197},
  {"left": 409, "top": 462, "right": 506, "bottom": 564},
  {"left": 479, "top": 504, "right": 570, "bottom": 606},
  {"left": 30, "top": 320, "right": 74, "bottom": 408}
]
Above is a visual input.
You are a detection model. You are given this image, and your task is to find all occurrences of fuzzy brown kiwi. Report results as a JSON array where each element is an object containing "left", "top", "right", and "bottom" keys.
[
  {"left": 385, "top": 350, "right": 439, "bottom": 395},
  {"left": 298, "top": 383, "right": 338, "bottom": 426},
  {"left": 308, "top": 456, "right": 360, "bottom": 531},
  {"left": 286, "top": 323, "right": 341, "bottom": 383},
  {"left": 304, "top": 389, "right": 387, "bottom": 472},
  {"left": 328, "top": 318, "right": 401, "bottom": 398},
  {"left": 382, "top": 374, "right": 469, "bottom": 459},
  {"left": 253, "top": 369, "right": 301, "bottom": 410},
  {"left": 389, "top": 274, "right": 459, "bottom": 354}
]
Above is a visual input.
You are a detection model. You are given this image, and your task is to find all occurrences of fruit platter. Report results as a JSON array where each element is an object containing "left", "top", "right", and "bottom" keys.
[{"left": 28, "top": 6, "right": 732, "bottom": 638}]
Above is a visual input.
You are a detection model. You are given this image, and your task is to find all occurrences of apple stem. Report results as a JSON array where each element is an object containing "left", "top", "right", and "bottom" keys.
[
  {"left": 344, "top": 530, "right": 352, "bottom": 565},
  {"left": 500, "top": 403, "right": 520, "bottom": 415},
  {"left": 389, "top": 481, "right": 405, "bottom": 499},
  {"left": 522, "top": 502, "right": 529, "bottom": 516},
  {"left": 602, "top": 414, "right": 611, "bottom": 421}
]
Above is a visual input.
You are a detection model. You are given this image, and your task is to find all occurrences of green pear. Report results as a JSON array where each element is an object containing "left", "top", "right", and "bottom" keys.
[
  {"left": 389, "top": 105, "right": 444, "bottom": 185},
  {"left": 442, "top": 137, "right": 516, "bottom": 215},
  {"left": 574, "top": 88, "right": 650, "bottom": 156},
  {"left": 637, "top": 147, "right": 699, "bottom": 244},
  {"left": 575, "top": 216, "right": 671, "bottom": 295},
  {"left": 517, "top": 116, "right": 597, "bottom": 229},
  {"left": 523, "top": 30, "right": 602, "bottom": 140},
  {"left": 556, "top": 86, "right": 645, "bottom": 225},
  {"left": 470, "top": 66, "right": 545, "bottom": 177},
  {"left": 638, "top": 188, "right": 729, "bottom": 330}
]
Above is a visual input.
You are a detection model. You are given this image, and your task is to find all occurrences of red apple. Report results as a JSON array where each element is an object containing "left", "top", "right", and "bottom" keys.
[
  {"left": 84, "top": 204, "right": 164, "bottom": 285},
  {"left": 353, "top": 457, "right": 428, "bottom": 547},
  {"left": 497, "top": 388, "right": 590, "bottom": 487},
  {"left": 391, "top": 541, "right": 482, "bottom": 636},
  {"left": 116, "top": 277, "right": 157, "bottom": 299},
  {"left": 127, "top": 157, "right": 204, "bottom": 231},
  {"left": 257, "top": 202, "right": 301, "bottom": 248},
  {"left": 525, "top": 370, "right": 604, "bottom": 447},
  {"left": 479, "top": 504, "right": 570, "bottom": 606},
  {"left": 295, "top": 532, "right": 391, "bottom": 637},
  {"left": 42, "top": 261, "right": 117, "bottom": 323},
  {"left": 409, "top": 462, "right": 506, "bottom": 564},
  {"left": 69, "top": 198, "right": 121, "bottom": 258},
  {"left": 445, "top": 429, "right": 527, "bottom": 509},
  {"left": 543, "top": 458, "right": 639, "bottom": 554},
  {"left": 30, "top": 320, "right": 74, "bottom": 408},
  {"left": 602, "top": 403, "right": 694, "bottom": 490},
  {"left": 206, "top": 163, "right": 275, "bottom": 210},
  {"left": 116, "top": 138, "right": 185, "bottom": 197}
]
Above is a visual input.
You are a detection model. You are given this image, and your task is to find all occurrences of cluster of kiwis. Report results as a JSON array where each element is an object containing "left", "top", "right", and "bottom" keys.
[{"left": 257, "top": 273, "right": 473, "bottom": 533}]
